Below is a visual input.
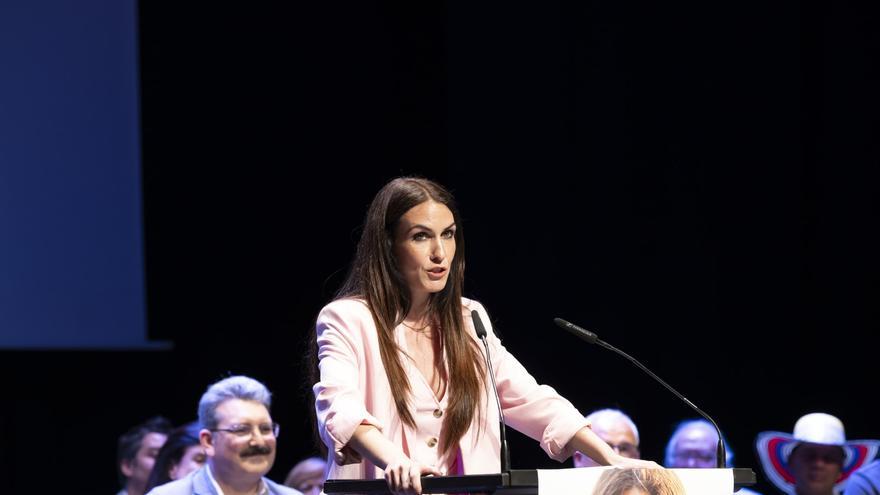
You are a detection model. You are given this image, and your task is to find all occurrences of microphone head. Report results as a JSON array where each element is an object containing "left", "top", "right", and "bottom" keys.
[
  {"left": 554, "top": 317, "right": 599, "bottom": 344},
  {"left": 471, "top": 310, "right": 488, "bottom": 339}
]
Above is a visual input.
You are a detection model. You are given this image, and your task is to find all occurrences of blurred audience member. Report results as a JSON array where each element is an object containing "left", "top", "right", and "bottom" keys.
[
  {"left": 573, "top": 409, "right": 640, "bottom": 468},
  {"left": 846, "top": 459, "right": 880, "bottom": 495},
  {"left": 117, "top": 416, "right": 172, "bottom": 495},
  {"left": 666, "top": 418, "right": 761, "bottom": 494},
  {"left": 756, "top": 413, "right": 879, "bottom": 495},
  {"left": 284, "top": 457, "right": 326, "bottom": 495},
  {"left": 146, "top": 375, "right": 300, "bottom": 495},
  {"left": 665, "top": 419, "right": 730, "bottom": 469},
  {"left": 144, "top": 422, "right": 206, "bottom": 492}
]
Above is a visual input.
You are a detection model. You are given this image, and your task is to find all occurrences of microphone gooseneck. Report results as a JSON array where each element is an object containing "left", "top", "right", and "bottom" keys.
[
  {"left": 471, "top": 309, "right": 511, "bottom": 473},
  {"left": 553, "top": 318, "right": 727, "bottom": 469}
]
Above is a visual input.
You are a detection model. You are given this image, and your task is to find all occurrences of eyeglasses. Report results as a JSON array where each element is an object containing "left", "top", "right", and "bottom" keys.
[
  {"left": 211, "top": 423, "right": 280, "bottom": 439},
  {"left": 671, "top": 451, "right": 716, "bottom": 465}
]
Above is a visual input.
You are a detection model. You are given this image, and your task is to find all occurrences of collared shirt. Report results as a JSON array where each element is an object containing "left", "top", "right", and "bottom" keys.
[{"left": 206, "top": 464, "right": 268, "bottom": 495}]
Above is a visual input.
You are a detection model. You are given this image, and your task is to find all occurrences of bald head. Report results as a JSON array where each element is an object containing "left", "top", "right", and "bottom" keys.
[
  {"left": 665, "top": 419, "right": 728, "bottom": 468},
  {"left": 573, "top": 409, "right": 640, "bottom": 468}
]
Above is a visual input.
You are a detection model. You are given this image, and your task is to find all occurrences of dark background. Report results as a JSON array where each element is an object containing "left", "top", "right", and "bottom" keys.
[{"left": 2, "top": 1, "right": 878, "bottom": 493}]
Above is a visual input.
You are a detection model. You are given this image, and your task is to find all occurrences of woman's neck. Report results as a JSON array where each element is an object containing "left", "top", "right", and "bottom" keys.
[{"left": 405, "top": 294, "right": 431, "bottom": 326}]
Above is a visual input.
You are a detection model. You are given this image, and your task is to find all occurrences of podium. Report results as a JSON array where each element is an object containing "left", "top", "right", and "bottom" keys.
[{"left": 324, "top": 467, "right": 757, "bottom": 494}]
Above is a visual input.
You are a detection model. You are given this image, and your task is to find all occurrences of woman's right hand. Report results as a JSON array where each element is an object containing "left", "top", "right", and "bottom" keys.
[
  {"left": 383, "top": 455, "right": 442, "bottom": 495},
  {"left": 347, "top": 425, "right": 443, "bottom": 494}
]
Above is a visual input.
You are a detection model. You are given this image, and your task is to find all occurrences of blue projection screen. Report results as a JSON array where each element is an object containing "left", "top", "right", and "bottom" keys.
[{"left": 0, "top": 0, "right": 162, "bottom": 348}]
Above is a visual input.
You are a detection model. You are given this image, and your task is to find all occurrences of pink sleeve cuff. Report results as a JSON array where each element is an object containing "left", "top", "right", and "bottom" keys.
[
  {"left": 541, "top": 412, "right": 592, "bottom": 462},
  {"left": 324, "top": 409, "right": 384, "bottom": 465}
]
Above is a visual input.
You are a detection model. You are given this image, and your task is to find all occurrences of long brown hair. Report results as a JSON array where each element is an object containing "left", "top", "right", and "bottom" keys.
[{"left": 336, "top": 177, "right": 486, "bottom": 455}]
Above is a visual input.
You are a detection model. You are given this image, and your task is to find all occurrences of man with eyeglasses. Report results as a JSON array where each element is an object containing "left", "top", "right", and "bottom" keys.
[
  {"left": 573, "top": 408, "right": 641, "bottom": 468},
  {"left": 147, "top": 376, "right": 301, "bottom": 495},
  {"left": 664, "top": 419, "right": 722, "bottom": 469},
  {"left": 665, "top": 419, "right": 762, "bottom": 495}
]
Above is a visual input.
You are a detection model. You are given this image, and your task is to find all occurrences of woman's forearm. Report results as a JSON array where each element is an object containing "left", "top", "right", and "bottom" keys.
[
  {"left": 567, "top": 425, "right": 662, "bottom": 469},
  {"left": 566, "top": 425, "right": 620, "bottom": 465},
  {"left": 347, "top": 424, "right": 408, "bottom": 469}
]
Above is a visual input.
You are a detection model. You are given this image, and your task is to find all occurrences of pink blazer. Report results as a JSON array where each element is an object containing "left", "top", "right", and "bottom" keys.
[{"left": 314, "top": 297, "right": 589, "bottom": 480}]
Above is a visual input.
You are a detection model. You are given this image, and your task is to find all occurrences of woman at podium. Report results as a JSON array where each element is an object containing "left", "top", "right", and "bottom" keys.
[{"left": 312, "top": 177, "right": 658, "bottom": 494}]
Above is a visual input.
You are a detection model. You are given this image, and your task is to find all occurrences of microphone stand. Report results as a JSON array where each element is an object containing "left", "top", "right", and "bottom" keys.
[
  {"left": 472, "top": 310, "right": 511, "bottom": 473},
  {"left": 554, "top": 318, "right": 727, "bottom": 469}
]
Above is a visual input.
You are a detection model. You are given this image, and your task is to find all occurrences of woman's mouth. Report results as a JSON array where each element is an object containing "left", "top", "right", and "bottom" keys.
[{"left": 426, "top": 267, "right": 447, "bottom": 280}]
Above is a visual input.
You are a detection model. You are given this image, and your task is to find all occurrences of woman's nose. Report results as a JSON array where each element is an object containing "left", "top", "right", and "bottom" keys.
[{"left": 430, "top": 240, "right": 445, "bottom": 261}]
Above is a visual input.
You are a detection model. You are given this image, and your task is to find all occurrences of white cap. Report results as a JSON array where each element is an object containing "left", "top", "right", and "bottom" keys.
[{"left": 793, "top": 412, "right": 846, "bottom": 445}]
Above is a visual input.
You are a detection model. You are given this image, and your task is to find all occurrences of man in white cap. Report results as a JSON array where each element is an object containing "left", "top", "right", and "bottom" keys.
[{"left": 756, "top": 412, "right": 880, "bottom": 495}]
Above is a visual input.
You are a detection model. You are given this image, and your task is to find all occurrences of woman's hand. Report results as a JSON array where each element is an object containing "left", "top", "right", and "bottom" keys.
[
  {"left": 347, "top": 425, "right": 442, "bottom": 494},
  {"left": 608, "top": 453, "right": 662, "bottom": 470},
  {"left": 567, "top": 425, "right": 663, "bottom": 469},
  {"left": 383, "top": 455, "right": 442, "bottom": 495}
]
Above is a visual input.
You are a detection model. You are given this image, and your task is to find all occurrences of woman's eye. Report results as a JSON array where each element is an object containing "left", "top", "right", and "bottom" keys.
[
  {"left": 412, "top": 232, "right": 429, "bottom": 241},
  {"left": 441, "top": 229, "right": 455, "bottom": 239}
]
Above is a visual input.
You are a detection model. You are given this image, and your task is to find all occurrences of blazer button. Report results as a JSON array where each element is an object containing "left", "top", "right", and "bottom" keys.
[
  {"left": 433, "top": 409, "right": 443, "bottom": 418},
  {"left": 426, "top": 437, "right": 438, "bottom": 448}
]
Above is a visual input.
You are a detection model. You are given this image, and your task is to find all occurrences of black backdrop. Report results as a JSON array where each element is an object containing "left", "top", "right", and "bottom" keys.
[{"left": 2, "top": 2, "right": 878, "bottom": 493}]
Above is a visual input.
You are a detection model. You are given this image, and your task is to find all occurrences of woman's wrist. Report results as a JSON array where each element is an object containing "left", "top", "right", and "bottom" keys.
[
  {"left": 350, "top": 424, "right": 409, "bottom": 470},
  {"left": 568, "top": 425, "right": 618, "bottom": 466}
]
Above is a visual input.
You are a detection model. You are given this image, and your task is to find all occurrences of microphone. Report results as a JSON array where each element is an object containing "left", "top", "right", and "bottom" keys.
[
  {"left": 471, "top": 310, "right": 511, "bottom": 473},
  {"left": 553, "top": 318, "right": 727, "bottom": 469},
  {"left": 553, "top": 317, "right": 598, "bottom": 344}
]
